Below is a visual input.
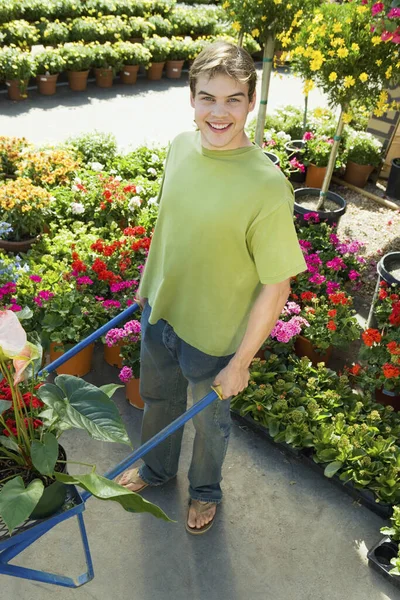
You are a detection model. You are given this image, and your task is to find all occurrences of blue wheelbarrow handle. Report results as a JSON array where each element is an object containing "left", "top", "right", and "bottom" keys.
[{"left": 81, "top": 385, "right": 223, "bottom": 501}]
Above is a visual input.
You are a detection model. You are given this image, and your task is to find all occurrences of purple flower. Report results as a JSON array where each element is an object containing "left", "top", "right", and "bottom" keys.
[
  {"left": 305, "top": 253, "right": 323, "bottom": 274},
  {"left": 105, "top": 328, "right": 126, "bottom": 347},
  {"left": 76, "top": 276, "right": 93, "bottom": 285},
  {"left": 303, "top": 212, "right": 320, "bottom": 223},
  {"left": 329, "top": 234, "right": 340, "bottom": 246},
  {"left": 102, "top": 300, "right": 121, "bottom": 309},
  {"left": 283, "top": 302, "right": 301, "bottom": 316},
  {"left": 124, "top": 320, "right": 141, "bottom": 335},
  {"left": 29, "top": 275, "right": 42, "bottom": 283},
  {"left": 270, "top": 316, "right": 309, "bottom": 343},
  {"left": 326, "top": 257, "right": 346, "bottom": 271},
  {"left": 326, "top": 281, "right": 341, "bottom": 294},
  {"left": 119, "top": 366, "right": 133, "bottom": 383},
  {"left": 299, "top": 239, "right": 313, "bottom": 254},
  {"left": 348, "top": 270, "right": 361, "bottom": 281},
  {"left": 356, "top": 256, "right": 366, "bottom": 264},
  {"left": 309, "top": 273, "right": 326, "bottom": 285}
]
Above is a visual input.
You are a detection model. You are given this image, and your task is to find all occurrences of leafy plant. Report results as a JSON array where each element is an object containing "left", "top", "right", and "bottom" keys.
[
  {"left": 147, "top": 14, "right": 173, "bottom": 36},
  {"left": 168, "top": 36, "right": 193, "bottom": 61},
  {"left": 67, "top": 131, "right": 118, "bottom": 167},
  {"left": 344, "top": 129, "right": 383, "bottom": 167},
  {"left": 0, "top": 47, "right": 35, "bottom": 85},
  {"left": 0, "top": 178, "right": 52, "bottom": 240},
  {"left": 15, "top": 147, "right": 80, "bottom": 187},
  {"left": 1, "top": 19, "right": 39, "bottom": 48},
  {"left": 60, "top": 43, "right": 94, "bottom": 71},
  {"left": 114, "top": 40, "right": 151, "bottom": 66},
  {"left": 34, "top": 48, "right": 66, "bottom": 76},
  {"left": 37, "top": 20, "right": 70, "bottom": 45},
  {"left": 90, "top": 42, "right": 122, "bottom": 71},
  {"left": 143, "top": 34, "right": 171, "bottom": 62}
]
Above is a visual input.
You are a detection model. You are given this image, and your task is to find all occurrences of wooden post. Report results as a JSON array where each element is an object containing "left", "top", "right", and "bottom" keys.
[
  {"left": 238, "top": 31, "right": 244, "bottom": 48},
  {"left": 254, "top": 35, "right": 275, "bottom": 148},
  {"left": 316, "top": 107, "right": 345, "bottom": 210}
]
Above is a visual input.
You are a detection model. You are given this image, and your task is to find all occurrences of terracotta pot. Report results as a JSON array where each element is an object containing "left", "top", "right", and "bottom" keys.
[
  {"left": 121, "top": 64, "right": 139, "bottom": 84},
  {"left": 6, "top": 79, "right": 28, "bottom": 101},
  {"left": 126, "top": 378, "right": 144, "bottom": 410},
  {"left": 67, "top": 70, "right": 89, "bottom": 92},
  {"left": 166, "top": 59, "right": 184, "bottom": 79},
  {"left": 294, "top": 335, "right": 332, "bottom": 366},
  {"left": 343, "top": 161, "right": 374, "bottom": 188},
  {"left": 94, "top": 67, "right": 114, "bottom": 88},
  {"left": 305, "top": 164, "right": 327, "bottom": 188},
  {"left": 104, "top": 343, "right": 123, "bottom": 368},
  {"left": 36, "top": 73, "right": 59, "bottom": 95},
  {"left": 147, "top": 61, "right": 165, "bottom": 81},
  {"left": 375, "top": 387, "right": 400, "bottom": 411},
  {"left": 0, "top": 235, "right": 39, "bottom": 254},
  {"left": 49, "top": 342, "right": 94, "bottom": 376}
]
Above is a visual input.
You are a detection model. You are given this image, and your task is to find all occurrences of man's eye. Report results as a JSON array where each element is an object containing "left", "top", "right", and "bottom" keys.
[
  {"left": 201, "top": 96, "right": 214, "bottom": 101},
  {"left": 228, "top": 98, "right": 239, "bottom": 102}
]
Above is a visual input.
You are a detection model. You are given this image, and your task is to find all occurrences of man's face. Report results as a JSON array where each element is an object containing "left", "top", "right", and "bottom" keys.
[{"left": 190, "top": 73, "right": 256, "bottom": 151}]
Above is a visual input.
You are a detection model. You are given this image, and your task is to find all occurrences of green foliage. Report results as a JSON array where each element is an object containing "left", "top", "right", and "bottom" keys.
[
  {"left": 147, "top": 13, "right": 173, "bottom": 36},
  {"left": 114, "top": 40, "right": 151, "bottom": 66},
  {"left": 168, "top": 36, "right": 193, "bottom": 61},
  {"left": 37, "top": 20, "right": 70, "bottom": 45},
  {"left": 34, "top": 48, "right": 66, "bottom": 75},
  {"left": 143, "top": 34, "right": 171, "bottom": 62},
  {"left": 90, "top": 41, "right": 122, "bottom": 70},
  {"left": 60, "top": 43, "right": 93, "bottom": 71},
  {"left": 67, "top": 130, "right": 118, "bottom": 167},
  {"left": 0, "top": 47, "right": 35, "bottom": 83},
  {"left": 1, "top": 18, "right": 39, "bottom": 47},
  {"left": 344, "top": 129, "right": 383, "bottom": 168},
  {"left": 169, "top": 5, "right": 217, "bottom": 36},
  {"left": 110, "top": 145, "right": 167, "bottom": 178}
]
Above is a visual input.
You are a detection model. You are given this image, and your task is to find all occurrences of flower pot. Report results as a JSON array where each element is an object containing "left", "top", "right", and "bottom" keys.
[
  {"left": 284, "top": 139, "right": 305, "bottom": 161},
  {"left": 294, "top": 187, "right": 347, "bottom": 226},
  {"left": 94, "top": 67, "right": 114, "bottom": 88},
  {"left": 343, "top": 161, "right": 374, "bottom": 188},
  {"left": 386, "top": 158, "right": 400, "bottom": 201},
  {"left": 289, "top": 169, "right": 306, "bottom": 184},
  {"left": 147, "top": 61, "right": 165, "bottom": 81},
  {"left": 125, "top": 378, "right": 144, "bottom": 410},
  {"left": 6, "top": 79, "right": 28, "bottom": 101},
  {"left": 49, "top": 342, "right": 94, "bottom": 377},
  {"left": 377, "top": 252, "right": 400, "bottom": 285},
  {"left": 36, "top": 73, "right": 59, "bottom": 96},
  {"left": 0, "top": 235, "right": 39, "bottom": 254},
  {"left": 67, "top": 70, "right": 89, "bottom": 92},
  {"left": 104, "top": 343, "right": 123, "bottom": 368},
  {"left": 305, "top": 164, "right": 327, "bottom": 188},
  {"left": 121, "top": 64, "right": 139, "bottom": 84},
  {"left": 294, "top": 334, "right": 332, "bottom": 366},
  {"left": 264, "top": 151, "right": 280, "bottom": 167},
  {"left": 166, "top": 59, "right": 184, "bottom": 79},
  {"left": 375, "top": 387, "right": 400, "bottom": 410},
  {"left": 368, "top": 536, "right": 400, "bottom": 590}
]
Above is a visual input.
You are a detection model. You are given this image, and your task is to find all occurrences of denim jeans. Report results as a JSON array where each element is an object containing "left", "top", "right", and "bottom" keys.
[{"left": 138, "top": 301, "right": 234, "bottom": 503}]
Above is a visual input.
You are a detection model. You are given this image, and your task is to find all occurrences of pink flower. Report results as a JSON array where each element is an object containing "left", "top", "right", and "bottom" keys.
[
  {"left": 289, "top": 157, "right": 305, "bottom": 173},
  {"left": 329, "top": 234, "right": 340, "bottom": 246},
  {"left": 381, "top": 30, "right": 394, "bottom": 41},
  {"left": 348, "top": 270, "right": 361, "bottom": 280},
  {"left": 102, "top": 300, "right": 121, "bottom": 309},
  {"left": 283, "top": 302, "right": 301, "bottom": 316},
  {"left": 303, "top": 212, "right": 320, "bottom": 223},
  {"left": 270, "top": 316, "right": 309, "bottom": 343},
  {"left": 29, "top": 275, "right": 42, "bottom": 283},
  {"left": 326, "top": 281, "right": 341, "bottom": 294},
  {"left": 299, "top": 239, "right": 313, "bottom": 254},
  {"left": 76, "top": 276, "right": 93, "bottom": 285},
  {"left": 305, "top": 253, "right": 323, "bottom": 274},
  {"left": 9, "top": 303, "right": 22, "bottom": 312},
  {"left": 388, "top": 7, "right": 400, "bottom": 18},
  {"left": 371, "top": 2, "right": 384, "bottom": 15},
  {"left": 124, "top": 320, "right": 141, "bottom": 335},
  {"left": 303, "top": 132, "right": 315, "bottom": 141},
  {"left": 326, "top": 257, "right": 346, "bottom": 271},
  {"left": 309, "top": 273, "right": 326, "bottom": 285},
  {"left": 119, "top": 366, "right": 133, "bottom": 383}
]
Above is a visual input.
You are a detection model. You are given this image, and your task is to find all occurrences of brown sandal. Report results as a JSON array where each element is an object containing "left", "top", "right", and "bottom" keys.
[
  {"left": 115, "top": 467, "right": 149, "bottom": 492},
  {"left": 186, "top": 500, "right": 217, "bottom": 535}
]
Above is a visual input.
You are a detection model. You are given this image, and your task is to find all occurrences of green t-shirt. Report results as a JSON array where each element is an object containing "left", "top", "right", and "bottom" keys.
[{"left": 139, "top": 131, "right": 306, "bottom": 356}]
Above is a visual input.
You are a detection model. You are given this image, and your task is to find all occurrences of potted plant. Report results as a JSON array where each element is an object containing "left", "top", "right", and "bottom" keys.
[
  {"left": 118, "top": 320, "right": 144, "bottom": 409},
  {"left": 60, "top": 43, "right": 94, "bottom": 92},
  {"left": 2, "top": 18, "right": 39, "bottom": 49},
  {"left": 69, "top": 17, "right": 99, "bottom": 43},
  {"left": 147, "top": 14, "right": 173, "bottom": 37},
  {"left": 0, "top": 47, "right": 35, "bottom": 101},
  {"left": 37, "top": 20, "right": 70, "bottom": 46},
  {"left": 127, "top": 16, "right": 152, "bottom": 42},
  {"left": 90, "top": 42, "right": 122, "bottom": 88},
  {"left": 166, "top": 37, "right": 191, "bottom": 78},
  {"left": 34, "top": 48, "right": 66, "bottom": 96},
  {"left": 386, "top": 158, "right": 400, "bottom": 202},
  {"left": 15, "top": 147, "right": 81, "bottom": 187},
  {"left": 303, "top": 133, "right": 334, "bottom": 187},
  {"left": 343, "top": 130, "right": 383, "bottom": 188},
  {"left": 143, "top": 35, "right": 171, "bottom": 80},
  {"left": 0, "top": 136, "right": 32, "bottom": 179},
  {"left": 0, "top": 178, "right": 52, "bottom": 251},
  {"left": 114, "top": 41, "right": 151, "bottom": 84},
  {"left": 0, "top": 310, "right": 169, "bottom": 532}
]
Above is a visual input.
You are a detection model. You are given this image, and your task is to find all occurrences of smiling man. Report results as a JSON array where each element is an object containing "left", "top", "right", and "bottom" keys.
[{"left": 118, "top": 42, "right": 306, "bottom": 534}]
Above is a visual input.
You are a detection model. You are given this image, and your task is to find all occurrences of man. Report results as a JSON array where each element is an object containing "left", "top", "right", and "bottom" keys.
[{"left": 118, "top": 42, "right": 306, "bottom": 534}]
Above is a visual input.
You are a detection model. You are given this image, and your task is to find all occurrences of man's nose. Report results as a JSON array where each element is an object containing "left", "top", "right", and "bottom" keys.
[{"left": 211, "top": 103, "right": 229, "bottom": 117}]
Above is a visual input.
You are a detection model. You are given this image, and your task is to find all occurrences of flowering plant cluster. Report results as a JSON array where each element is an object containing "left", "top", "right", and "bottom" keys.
[
  {"left": 0, "top": 136, "right": 31, "bottom": 178},
  {"left": 104, "top": 319, "right": 142, "bottom": 381},
  {"left": 343, "top": 129, "right": 383, "bottom": 168},
  {"left": 369, "top": 0, "right": 400, "bottom": 44},
  {"left": 16, "top": 148, "right": 81, "bottom": 187},
  {"left": 302, "top": 132, "right": 337, "bottom": 168},
  {"left": 34, "top": 48, "right": 66, "bottom": 76},
  {"left": 0, "top": 178, "right": 53, "bottom": 240}
]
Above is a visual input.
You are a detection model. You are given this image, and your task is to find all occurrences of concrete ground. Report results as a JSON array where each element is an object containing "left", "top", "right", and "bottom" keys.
[{"left": 1, "top": 67, "right": 399, "bottom": 599}]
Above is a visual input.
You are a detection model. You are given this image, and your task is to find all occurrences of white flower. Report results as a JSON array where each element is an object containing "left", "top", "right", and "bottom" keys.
[
  {"left": 135, "top": 185, "right": 144, "bottom": 194},
  {"left": 115, "top": 175, "right": 122, "bottom": 181},
  {"left": 73, "top": 177, "right": 82, "bottom": 185},
  {"left": 90, "top": 161, "right": 104, "bottom": 172},
  {"left": 147, "top": 167, "right": 157, "bottom": 176},
  {"left": 128, "top": 197, "right": 142, "bottom": 211},
  {"left": 71, "top": 184, "right": 79, "bottom": 192},
  {"left": 148, "top": 196, "right": 158, "bottom": 205},
  {"left": 70, "top": 202, "right": 85, "bottom": 215},
  {"left": 264, "top": 130, "right": 274, "bottom": 142},
  {"left": 50, "top": 196, "right": 57, "bottom": 203},
  {"left": 109, "top": 169, "right": 117, "bottom": 174},
  {"left": 151, "top": 153, "right": 159, "bottom": 163}
]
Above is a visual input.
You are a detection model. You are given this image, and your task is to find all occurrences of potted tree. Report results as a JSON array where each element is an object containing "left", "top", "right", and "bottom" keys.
[
  {"left": 91, "top": 42, "right": 122, "bottom": 88},
  {"left": 34, "top": 48, "right": 66, "bottom": 96},
  {"left": 0, "top": 47, "right": 35, "bottom": 101},
  {"left": 343, "top": 130, "right": 383, "bottom": 188},
  {"left": 60, "top": 43, "right": 94, "bottom": 92},
  {"left": 114, "top": 41, "right": 151, "bottom": 84},
  {"left": 291, "top": 1, "right": 400, "bottom": 218},
  {"left": 143, "top": 35, "right": 171, "bottom": 80}
]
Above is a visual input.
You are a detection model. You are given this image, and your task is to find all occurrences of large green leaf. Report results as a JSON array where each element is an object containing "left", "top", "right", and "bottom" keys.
[
  {"left": 0, "top": 400, "right": 12, "bottom": 414},
  {"left": 0, "top": 477, "right": 44, "bottom": 534},
  {"left": 55, "top": 473, "right": 172, "bottom": 522},
  {"left": 99, "top": 384, "right": 123, "bottom": 398},
  {"left": 54, "top": 374, "right": 88, "bottom": 399},
  {"left": 37, "top": 383, "right": 67, "bottom": 414},
  {"left": 0, "top": 435, "right": 20, "bottom": 453},
  {"left": 31, "top": 433, "right": 59, "bottom": 476},
  {"left": 62, "top": 402, "right": 131, "bottom": 445},
  {"left": 324, "top": 461, "right": 343, "bottom": 478}
]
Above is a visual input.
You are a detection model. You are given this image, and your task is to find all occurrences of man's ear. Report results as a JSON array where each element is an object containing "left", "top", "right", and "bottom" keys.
[
  {"left": 190, "top": 91, "right": 195, "bottom": 108},
  {"left": 249, "top": 91, "right": 256, "bottom": 112}
]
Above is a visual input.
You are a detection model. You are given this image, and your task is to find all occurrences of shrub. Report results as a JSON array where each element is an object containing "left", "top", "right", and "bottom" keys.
[
  {"left": 60, "top": 43, "right": 94, "bottom": 71},
  {"left": 34, "top": 48, "right": 66, "bottom": 75},
  {"left": 114, "top": 41, "right": 151, "bottom": 66},
  {"left": 67, "top": 131, "right": 118, "bottom": 167},
  {"left": 344, "top": 130, "right": 383, "bottom": 167}
]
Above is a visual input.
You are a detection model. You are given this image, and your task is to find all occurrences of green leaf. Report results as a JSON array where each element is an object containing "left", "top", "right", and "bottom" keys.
[
  {"left": 0, "top": 400, "right": 12, "bottom": 414},
  {"left": 31, "top": 433, "right": 59, "bottom": 476},
  {"left": 269, "top": 420, "right": 280, "bottom": 437},
  {"left": 54, "top": 374, "right": 87, "bottom": 398},
  {"left": 37, "top": 382, "right": 67, "bottom": 413},
  {"left": 317, "top": 448, "right": 339, "bottom": 462},
  {"left": 99, "top": 383, "right": 123, "bottom": 398},
  {"left": 0, "top": 477, "right": 44, "bottom": 534},
  {"left": 16, "top": 306, "right": 33, "bottom": 321},
  {"left": 55, "top": 473, "right": 172, "bottom": 522},
  {"left": 0, "top": 435, "right": 21, "bottom": 453},
  {"left": 324, "top": 461, "right": 343, "bottom": 478}
]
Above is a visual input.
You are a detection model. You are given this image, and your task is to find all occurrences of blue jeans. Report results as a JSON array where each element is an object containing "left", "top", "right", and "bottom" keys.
[{"left": 138, "top": 302, "right": 234, "bottom": 503}]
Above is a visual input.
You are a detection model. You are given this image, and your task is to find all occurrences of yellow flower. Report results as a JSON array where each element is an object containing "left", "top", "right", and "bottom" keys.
[
  {"left": 274, "top": 0, "right": 282, "bottom": 4},
  {"left": 328, "top": 50, "right": 335, "bottom": 57},
  {"left": 222, "top": 0, "right": 229, "bottom": 7},
  {"left": 351, "top": 43, "right": 359, "bottom": 52},
  {"left": 303, "top": 79, "right": 315, "bottom": 95},
  {"left": 376, "top": 59, "right": 382, "bottom": 66},
  {"left": 337, "top": 47, "right": 349, "bottom": 58},
  {"left": 359, "top": 72, "right": 368, "bottom": 82},
  {"left": 313, "top": 12, "right": 323, "bottom": 23},
  {"left": 251, "top": 28, "right": 260, "bottom": 37},
  {"left": 343, "top": 75, "right": 355, "bottom": 88},
  {"left": 333, "top": 23, "right": 342, "bottom": 33},
  {"left": 329, "top": 71, "right": 337, "bottom": 82},
  {"left": 261, "top": 15, "right": 267, "bottom": 21},
  {"left": 372, "top": 36, "right": 382, "bottom": 45},
  {"left": 356, "top": 5, "right": 368, "bottom": 13},
  {"left": 232, "top": 21, "right": 241, "bottom": 31}
]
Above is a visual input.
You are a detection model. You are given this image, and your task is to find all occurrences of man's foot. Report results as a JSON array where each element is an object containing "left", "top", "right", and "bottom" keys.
[
  {"left": 115, "top": 467, "right": 148, "bottom": 492},
  {"left": 186, "top": 500, "right": 217, "bottom": 535}
]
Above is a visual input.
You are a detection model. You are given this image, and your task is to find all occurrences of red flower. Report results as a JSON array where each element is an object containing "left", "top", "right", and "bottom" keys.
[
  {"left": 380, "top": 281, "right": 388, "bottom": 288},
  {"left": 328, "top": 292, "right": 349, "bottom": 306},
  {"left": 123, "top": 184, "right": 136, "bottom": 194},
  {"left": 362, "top": 328, "right": 382, "bottom": 347},
  {"left": 379, "top": 289, "right": 388, "bottom": 300},
  {"left": 291, "top": 293, "right": 299, "bottom": 300},
  {"left": 349, "top": 364, "right": 362, "bottom": 376},
  {"left": 382, "top": 363, "right": 400, "bottom": 379},
  {"left": 92, "top": 258, "right": 107, "bottom": 273},
  {"left": 301, "top": 291, "right": 317, "bottom": 301},
  {"left": 327, "top": 320, "right": 337, "bottom": 331},
  {"left": 103, "top": 189, "right": 112, "bottom": 202},
  {"left": 387, "top": 341, "right": 400, "bottom": 355},
  {"left": 328, "top": 309, "right": 337, "bottom": 318}
]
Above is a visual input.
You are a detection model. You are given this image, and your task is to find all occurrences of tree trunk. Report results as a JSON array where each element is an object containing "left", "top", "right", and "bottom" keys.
[
  {"left": 254, "top": 36, "right": 275, "bottom": 148},
  {"left": 316, "top": 106, "right": 346, "bottom": 210},
  {"left": 302, "top": 94, "right": 308, "bottom": 134},
  {"left": 238, "top": 31, "right": 244, "bottom": 48}
]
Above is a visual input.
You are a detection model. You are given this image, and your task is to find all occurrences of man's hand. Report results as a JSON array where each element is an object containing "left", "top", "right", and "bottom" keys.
[
  {"left": 213, "top": 359, "right": 250, "bottom": 400},
  {"left": 134, "top": 294, "right": 147, "bottom": 309}
]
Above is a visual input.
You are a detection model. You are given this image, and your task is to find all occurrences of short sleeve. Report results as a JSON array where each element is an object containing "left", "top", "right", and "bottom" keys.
[{"left": 246, "top": 195, "right": 307, "bottom": 285}]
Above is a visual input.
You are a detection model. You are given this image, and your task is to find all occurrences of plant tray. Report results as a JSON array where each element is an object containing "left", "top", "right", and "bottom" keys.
[
  {"left": 231, "top": 410, "right": 301, "bottom": 458},
  {"left": 367, "top": 536, "right": 400, "bottom": 590}
]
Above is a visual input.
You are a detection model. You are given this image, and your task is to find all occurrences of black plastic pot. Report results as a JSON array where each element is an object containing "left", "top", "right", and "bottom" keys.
[
  {"left": 378, "top": 251, "right": 400, "bottom": 286},
  {"left": 284, "top": 139, "right": 305, "bottom": 161},
  {"left": 367, "top": 536, "right": 400, "bottom": 589},
  {"left": 289, "top": 169, "right": 306, "bottom": 184},
  {"left": 386, "top": 158, "right": 400, "bottom": 201},
  {"left": 263, "top": 151, "right": 280, "bottom": 167},
  {"left": 294, "top": 188, "right": 347, "bottom": 226}
]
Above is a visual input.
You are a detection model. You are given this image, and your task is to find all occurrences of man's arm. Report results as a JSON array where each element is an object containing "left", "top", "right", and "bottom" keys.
[{"left": 213, "top": 278, "right": 290, "bottom": 399}]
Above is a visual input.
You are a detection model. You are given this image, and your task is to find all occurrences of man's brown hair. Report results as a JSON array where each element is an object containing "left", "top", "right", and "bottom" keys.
[{"left": 189, "top": 41, "right": 257, "bottom": 101}]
